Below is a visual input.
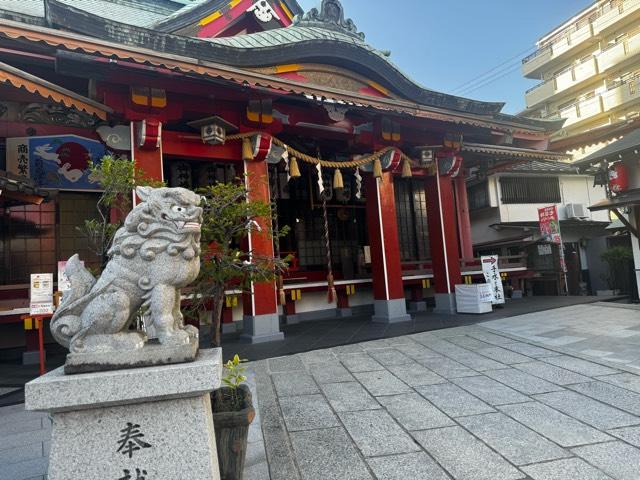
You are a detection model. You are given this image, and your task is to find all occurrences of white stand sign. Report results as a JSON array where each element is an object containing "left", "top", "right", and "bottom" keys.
[
  {"left": 30, "top": 273, "right": 54, "bottom": 315},
  {"left": 481, "top": 255, "right": 505, "bottom": 305}
]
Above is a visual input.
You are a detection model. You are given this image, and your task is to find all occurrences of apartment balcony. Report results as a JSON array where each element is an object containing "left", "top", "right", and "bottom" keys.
[
  {"left": 525, "top": 57, "right": 599, "bottom": 108},
  {"left": 593, "top": 0, "right": 640, "bottom": 36},
  {"left": 551, "top": 95, "right": 604, "bottom": 128},
  {"left": 598, "top": 31, "right": 640, "bottom": 72},
  {"left": 601, "top": 76, "right": 640, "bottom": 110},
  {"left": 522, "top": 23, "right": 594, "bottom": 78}
]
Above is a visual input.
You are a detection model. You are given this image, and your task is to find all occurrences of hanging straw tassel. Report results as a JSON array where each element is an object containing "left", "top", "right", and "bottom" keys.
[
  {"left": 402, "top": 158, "right": 413, "bottom": 178},
  {"left": 242, "top": 137, "right": 253, "bottom": 161},
  {"left": 327, "top": 273, "right": 337, "bottom": 304},
  {"left": 289, "top": 156, "right": 301, "bottom": 178},
  {"left": 277, "top": 275, "right": 286, "bottom": 306},
  {"left": 333, "top": 168, "right": 344, "bottom": 190},
  {"left": 373, "top": 157, "right": 383, "bottom": 179}
]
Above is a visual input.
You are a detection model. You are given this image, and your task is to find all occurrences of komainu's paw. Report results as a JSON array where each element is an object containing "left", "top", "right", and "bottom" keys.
[
  {"left": 183, "top": 324, "right": 199, "bottom": 340},
  {"left": 159, "top": 329, "right": 191, "bottom": 346}
]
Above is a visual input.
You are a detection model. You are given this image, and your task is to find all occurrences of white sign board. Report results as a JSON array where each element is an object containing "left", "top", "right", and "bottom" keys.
[
  {"left": 30, "top": 273, "right": 54, "bottom": 315},
  {"left": 481, "top": 255, "right": 505, "bottom": 305}
]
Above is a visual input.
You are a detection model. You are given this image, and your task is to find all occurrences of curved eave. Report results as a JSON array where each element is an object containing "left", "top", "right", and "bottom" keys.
[
  {"left": 0, "top": 18, "right": 553, "bottom": 135},
  {"left": 0, "top": 60, "right": 112, "bottom": 119},
  {"left": 44, "top": 0, "right": 505, "bottom": 117}
]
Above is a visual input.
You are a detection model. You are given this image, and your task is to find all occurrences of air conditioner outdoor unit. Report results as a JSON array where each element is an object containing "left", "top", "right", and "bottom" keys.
[{"left": 565, "top": 203, "right": 587, "bottom": 219}]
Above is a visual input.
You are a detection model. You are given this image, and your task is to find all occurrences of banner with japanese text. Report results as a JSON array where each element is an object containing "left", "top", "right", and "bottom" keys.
[
  {"left": 481, "top": 255, "right": 505, "bottom": 305},
  {"left": 538, "top": 205, "right": 567, "bottom": 272},
  {"left": 6, "top": 135, "right": 107, "bottom": 191}
]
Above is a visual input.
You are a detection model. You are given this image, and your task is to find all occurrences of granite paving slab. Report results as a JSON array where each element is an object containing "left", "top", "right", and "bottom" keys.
[
  {"left": 352, "top": 370, "right": 411, "bottom": 396},
  {"left": 338, "top": 409, "right": 421, "bottom": 457},
  {"left": 533, "top": 390, "right": 640, "bottom": 430},
  {"left": 608, "top": 425, "right": 640, "bottom": 447},
  {"left": 452, "top": 375, "right": 530, "bottom": 405},
  {"left": 413, "top": 426, "right": 525, "bottom": 480},
  {"left": 597, "top": 372, "right": 640, "bottom": 394},
  {"left": 499, "top": 402, "right": 612, "bottom": 447},
  {"left": 457, "top": 412, "right": 571, "bottom": 465},
  {"left": 299, "top": 349, "right": 338, "bottom": 366},
  {"left": 385, "top": 362, "right": 446, "bottom": 387},
  {"left": 366, "top": 451, "right": 450, "bottom": 480},
  {"left": 338, "top": 354, "right": 385, "bottom": 373},
  {"left": 272, "top": 372, "right": 320, "bottom": 397},
  {"left": 415, "top": 382, "right": 495, "bottom": 417},
  {"left": 568, "top": 381, "right": 640, "bottom": 416},
  {"left": 278, "top": 394, "right": 340, "bottom": 431},
  {"left": 0, "top": 457, "right": 48, "bottom": 480},
  {"left": 445, "top": 350, "right": 509, "bottom": 372},
  {"left": 514, "top": 361, "right": 592, "bottom": 385},
  {"left": 376, "top": 392, "right": 455, "bottom": 430},
  {"left": 393, "top": 342, "right": 442, "bottom": 360},
  {"left": 476, "top": 346, "right": 532, "bottom": 364},
  {"left": 483, "top": 368, "right": 564, "bottom": 395},
  {"left": 522, "top": 458, "right": 614, "bottom": 480},
  {"left": 444, "top": 335, "right": 493, "bottom": 351},
  {"left": 289, "top": 427, "right": 372, "bottom": 480},
  {"left": 320, "top": 382, "right": 380, "bottom": 412},
  {"left": 268, "top": 355, "right": 305, "bottom": 373},
  {"left": 572, "top": 441, "right": 640, "bottom": 480},
  {"left": 501, "top": 342, "right": 563, "bottom": 358},
  {"left": 417, "top": 356, "right": 477, "bottom": 378},
  {"left": 466, "top": 331, "right": 519, "bottom": 346},
  {"left": 541, "top": 355, "right": 620, "bottom": 376},
  {"left": 366, "top": 348, "right": 413, "bottom": 366},
  {"left": 307, "top": 363, "right": 354, "bottom": 384}
]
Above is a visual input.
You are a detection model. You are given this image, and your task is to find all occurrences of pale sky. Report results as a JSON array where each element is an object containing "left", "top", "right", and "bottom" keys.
[{"left": 297, "top": 0, "right": 594, "bottom": 114}]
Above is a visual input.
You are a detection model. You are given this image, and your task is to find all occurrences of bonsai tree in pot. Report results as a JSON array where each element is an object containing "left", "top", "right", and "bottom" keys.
[
  {"left": 187, "top": 179, "right": 289, "bottom": 348},
  {"left": 212, "top": 354, "right": 255, "bottom": 480}
]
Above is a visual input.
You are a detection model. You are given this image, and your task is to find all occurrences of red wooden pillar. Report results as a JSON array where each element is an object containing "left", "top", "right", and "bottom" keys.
[
  {"left": 426, "top": 173, "right": 462, "bottom": 313},
  {"left": 241, "top": 156, "right": 283, "bottom": 343},
  {"left": 365, "top": 173, "right": 411, "bottom": 323},
  {"left": 455, "top": 175, "right": 474, "bottom": 260},
  {"left": 132, "top": 121, "right": 164, "bottom": 182}
]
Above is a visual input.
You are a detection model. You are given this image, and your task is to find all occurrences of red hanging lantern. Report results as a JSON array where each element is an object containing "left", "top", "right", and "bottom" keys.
[{"left": 609, "top": 161, "right": 629, "bottom": 194}]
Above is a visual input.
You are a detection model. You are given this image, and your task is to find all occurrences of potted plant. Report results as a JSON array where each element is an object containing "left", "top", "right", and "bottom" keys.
[
  {"left": 186, "top": 180, "right": 290, "bottom": 347},
  {"left": 212, "top": 354, "right": 255, "bottom": 480}
]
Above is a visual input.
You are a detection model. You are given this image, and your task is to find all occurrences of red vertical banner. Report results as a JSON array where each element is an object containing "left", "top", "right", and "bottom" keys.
[{"left": 538, "top": 205, "right": 567, "bottom": 273}]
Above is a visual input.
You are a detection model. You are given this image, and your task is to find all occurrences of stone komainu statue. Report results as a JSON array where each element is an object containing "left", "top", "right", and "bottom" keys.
[{"left": 51, "top": 186, "right": 203, "bottom": 354}]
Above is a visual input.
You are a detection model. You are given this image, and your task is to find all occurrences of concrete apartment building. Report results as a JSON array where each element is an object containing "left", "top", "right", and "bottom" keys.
[
  {"left": 522, "top": 0, "right": 640, "bottom": 158},
  {"left": 519, "top": 0, "right": 640, "bottom": 299}
]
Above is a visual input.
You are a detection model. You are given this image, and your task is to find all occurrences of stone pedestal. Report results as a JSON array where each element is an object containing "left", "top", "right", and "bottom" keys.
[
  {"left": 371, "top": 299, "right": 412, "bottom": 324},
  {"left": 241, "top": 314, "right": 284, "bottom": 343},
  {"left": 433, "top": 293, "right": 457, "bottom": 314},
  {"left": 408, "top": 301, "right": 427, "bottom": 313},
  {"left": 25, "top": 349, "right": 223, "bottom": 480}
]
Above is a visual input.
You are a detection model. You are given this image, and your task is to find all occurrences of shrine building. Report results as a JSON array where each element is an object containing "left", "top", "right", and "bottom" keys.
[{"left": 0, "top": 0, "right": 565, "bottom": 347}]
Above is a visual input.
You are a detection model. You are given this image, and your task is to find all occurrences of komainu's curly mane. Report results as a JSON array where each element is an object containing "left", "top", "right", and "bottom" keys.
[{"left": 108, "top": 196, "right": 201, "bottom": 262}]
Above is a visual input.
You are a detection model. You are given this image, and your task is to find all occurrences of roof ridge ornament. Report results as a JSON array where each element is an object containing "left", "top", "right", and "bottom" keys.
[{"left": 293, "top": 0, "right": 365, "bottom": 40}]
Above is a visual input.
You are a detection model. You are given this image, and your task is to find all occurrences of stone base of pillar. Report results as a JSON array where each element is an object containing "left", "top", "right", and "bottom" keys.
[
  {"left": 23, "top": 350, "right": 45, "bottom": 365},
  {"left": 337, "top": 308, "right": 353, "bottom": 317},
  {"left": 25, "top": 349, "right": 222, "bottom": 480},
  {"left": 221, "top": 322, "right": 238, "bottom": 334},
  {"left": 433, "top": 293, "right": 457, "bottom": 314},
  {"left": 372, "top": 299, "right": 411, "bottom": 324},
  {"left": 241, "top": 314, "right": 285, "bottom": 343},
  {"left": 408, "top": 301, "right": 427, "bottom": 312}
]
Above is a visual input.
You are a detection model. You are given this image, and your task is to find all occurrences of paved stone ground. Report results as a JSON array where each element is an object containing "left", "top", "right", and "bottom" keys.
[
  {"left": 483, "top": 302, "right": 640, "bottom": 372},
  {"left": 251, "top": 323, "right": 640, "bottom": 480},
  {"left": 3, "top": 300, "right": 640, "bottom": 480}
]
